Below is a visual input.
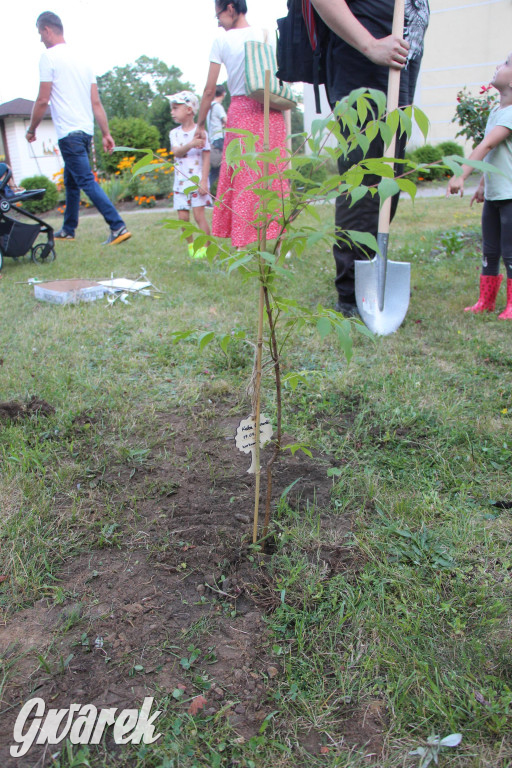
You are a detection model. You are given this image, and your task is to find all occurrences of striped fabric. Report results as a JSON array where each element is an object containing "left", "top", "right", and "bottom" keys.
[{"left": 244, "top": 40, "right": 296, "bottom": 111}]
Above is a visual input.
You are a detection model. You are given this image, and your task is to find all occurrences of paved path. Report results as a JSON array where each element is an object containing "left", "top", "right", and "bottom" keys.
[
  {"left": 401, "top": 184, "right": 477, "bottom": 199},
  {"left": 72, "top": 183, "right": 478, "bottom": 222}
]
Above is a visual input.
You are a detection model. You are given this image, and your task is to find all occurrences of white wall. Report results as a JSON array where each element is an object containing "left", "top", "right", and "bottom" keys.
[
  {"left": 303, "top": 84, "right": 338, "bottom": 153},
  {"left": 414, "top": 0, "right": 512, "bottom": 145},
  {"left": 5, "top": 117, "right": 62, "bottom": 185}
]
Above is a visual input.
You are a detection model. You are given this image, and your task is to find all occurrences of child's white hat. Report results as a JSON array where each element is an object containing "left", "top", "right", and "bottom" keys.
[{"left": 167, "top": 91, "right": 199, "bottom": 114}]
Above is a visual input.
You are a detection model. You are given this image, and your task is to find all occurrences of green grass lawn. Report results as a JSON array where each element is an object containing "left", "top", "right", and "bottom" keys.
[{"left": 1, "top": 196, "right": 511, "bottom": 767}]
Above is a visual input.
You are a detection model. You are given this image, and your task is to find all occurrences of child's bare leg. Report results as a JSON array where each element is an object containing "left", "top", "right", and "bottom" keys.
[
  {"left": 178, "top": 209, "right": 192, "bottom": 243},
  {"left": 192, "top": 206, "right": 211, "bottom": 238}
]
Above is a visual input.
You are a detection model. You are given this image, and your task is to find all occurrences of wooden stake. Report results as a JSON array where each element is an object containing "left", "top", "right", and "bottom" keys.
[{"left": 252, "top": 70, "right": 271, "bottom": 545}]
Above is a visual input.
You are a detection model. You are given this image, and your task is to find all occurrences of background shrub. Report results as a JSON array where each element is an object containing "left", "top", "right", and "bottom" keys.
[
  {"left": 406, "top": 144, "right": 446, "bottom": 182},
  {"left": 18, "top": 175, "right": 58, "bottom": 213},
  {"left": 100, "top": 117, "right": 160, "bottom": 173},
  {"left": 437, "top": 140, "right": 464, "bottom": 158}
]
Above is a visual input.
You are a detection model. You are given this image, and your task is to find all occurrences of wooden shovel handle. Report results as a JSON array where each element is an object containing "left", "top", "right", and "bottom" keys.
[{"left": 378, "top": 0, "right": 405, "bottom": 236}]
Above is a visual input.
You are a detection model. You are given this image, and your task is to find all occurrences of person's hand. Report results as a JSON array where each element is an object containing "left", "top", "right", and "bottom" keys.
[
  {"left": 198, "top": 178, "right": 209, "bottom": 196},
  {"left": 102, "top": 133, "right": 115, "bottom": 154},
  {"left": 194, "top": 126, "right": 207, "bottom": 143},
  {"left": 367, "top": 35, "right": 409, "bottom": 68},
  {"left": 190, "top": 135, "right": 205, "bottom": 149},
  {"left": 470, "top": 184, "right": 485, "bottom": 207},
  {"left": 26, "top": 129, "right": 36, "bottom": 143},
  {"left": 446, "top": 176, "right": 464, "bottom": 197}
]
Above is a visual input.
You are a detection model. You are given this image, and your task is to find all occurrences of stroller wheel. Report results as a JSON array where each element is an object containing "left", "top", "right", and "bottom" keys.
[{"left": 32, "top": 243, "right": 56, "bottom": 264}]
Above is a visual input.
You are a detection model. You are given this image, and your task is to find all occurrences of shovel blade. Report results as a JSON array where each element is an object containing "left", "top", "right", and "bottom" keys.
[{"left": 355, "top": 257, "right": 410, "bottom": 335}]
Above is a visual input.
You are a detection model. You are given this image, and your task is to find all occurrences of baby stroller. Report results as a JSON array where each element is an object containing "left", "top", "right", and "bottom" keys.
[{"left": 0, "top": 162, "right": 55, "bottom": 271}]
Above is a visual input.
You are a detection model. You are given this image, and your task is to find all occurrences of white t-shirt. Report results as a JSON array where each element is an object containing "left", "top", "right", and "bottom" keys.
[
  {"left": 207, "top": 101, "right": 227, "bottom": 143},
  {"left": 209, "top": 27, "right": 266, "bottom": 97},
  {"left": 484, "top": 105, "right": 512, "bottom": 201},
  {"left": 39, "top": 43, "right": 96, "bottom": 139},
  {"left": 170, "top": 125, "right": 211, "bottom": 193}
]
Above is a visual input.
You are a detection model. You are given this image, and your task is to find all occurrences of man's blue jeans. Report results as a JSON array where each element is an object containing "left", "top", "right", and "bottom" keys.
[{"left": 58, "top": 131, "right": 124, "bottom": 236}]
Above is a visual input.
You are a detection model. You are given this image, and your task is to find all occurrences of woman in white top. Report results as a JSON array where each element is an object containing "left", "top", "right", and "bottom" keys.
[{"left": 195, "top": 0, "right": 288, "bottom": 248}]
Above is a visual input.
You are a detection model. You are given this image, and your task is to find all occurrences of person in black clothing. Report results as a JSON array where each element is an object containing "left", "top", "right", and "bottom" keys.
[{"left": 312, "top": 0, "right": 429, "bottom": 316}]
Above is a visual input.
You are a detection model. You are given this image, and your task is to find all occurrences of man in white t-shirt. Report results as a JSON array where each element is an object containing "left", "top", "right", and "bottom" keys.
[
  {"left": 26, "top": 11, "right": 131, "bottom": 245},
  {"left": 206, "top": 85, "right": 227, "bottom": 189}
]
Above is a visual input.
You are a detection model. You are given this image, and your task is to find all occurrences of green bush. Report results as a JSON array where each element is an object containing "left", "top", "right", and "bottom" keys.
[
  {"left": 406, "top": 144, "right": 445, "bottom": 182},
  {"left": 437, "top": 140, "right": 464, "bottom": 158},
  {"left": 128, "top": 165, "right": 173, "bottom": 200},
  {"left": 102, "top": 117, "right": 160, "bottom": 173},
  {"left": 99, "top": 176, "right": 131, "bottom": 204},
  {"left": 453, "top": 86, "right": 499, "bottom": 147},
  {"left": 18, "top": 175, "right": 58, "bottom": 213}
]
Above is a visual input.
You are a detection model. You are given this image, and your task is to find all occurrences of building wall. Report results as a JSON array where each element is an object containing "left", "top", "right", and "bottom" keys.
[
  {"left": 414, "top": 0, "right": 511, "bottom": 146},
  {"left": 303, "top": 85, "right": 338, "bottom": 152},
  {"left": 4, "top": 117, "right": 61, "bottom": 185}
]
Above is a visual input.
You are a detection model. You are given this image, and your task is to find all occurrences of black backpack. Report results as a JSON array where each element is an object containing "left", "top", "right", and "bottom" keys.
[{"left": 276, "top": 0, "right": 331, "bottom": 113}]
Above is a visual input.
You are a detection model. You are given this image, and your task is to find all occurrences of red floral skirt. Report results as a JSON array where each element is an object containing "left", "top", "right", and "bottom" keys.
[{"left": 212, "top": 95, "right": 289, "bottom": 247}]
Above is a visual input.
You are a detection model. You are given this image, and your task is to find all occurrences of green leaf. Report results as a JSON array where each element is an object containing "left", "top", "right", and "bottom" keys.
[
  {"left": 386, "top": 110, "right": 400, "bottom": 136},
  {"left": 412, "top": 105, "right": 430, "bottom": 140},
  {"left": 169, "top": 329, "right": 197, "bottom": 344},
  {"left": 396, "top": 177, "right": 417, "bottom": 200},
  {"left": 198, "top": 331, "right": 215, "bottom": 351},
  {"left": 442, "top": 157, "right": 464, "bottom": 176},
  {"left": 346, "top": 229, "right": 378, "bottom": 252},
  {"left": 259, "top": 710, "right": 279, "bottom": 734},
  {"left": 316, "top": 317, "right": 331, "bottom": 339},
  {"left": 349, "top": 186, "right": 369, "bottom": 207},
  {"left": 398, "top": 109, "right": 412, "bottom": 139},
  {"left": 283, "top": 443, "right": 313, "bottom": 458},
  {"left": 227, "top": 252, "right": 254, "bottom": 273},
  {"left": 280, "top": 477, "right": 303, "bottom": 500},
  {"left": 379, "top": 122, "right": 393, "bottom": 149},
  {"left": 378, "top": 178, "right": 400, "bottom": 202},
  {"left": 131, "top": 161, "right": 159, "bottom": 178}
]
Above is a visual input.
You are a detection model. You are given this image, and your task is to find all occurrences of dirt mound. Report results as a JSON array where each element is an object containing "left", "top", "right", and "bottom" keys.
[{"left": 0, "top": 396, "right": 55, "bottom": 422}]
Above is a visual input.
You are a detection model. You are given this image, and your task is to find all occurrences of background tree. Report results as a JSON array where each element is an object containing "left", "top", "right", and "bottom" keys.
[
  {"left": 97, "top": 55, "right": 193, "bottom": 147},
  {"left": 290, "top": 107, "right": 305, "bottom": 153}
]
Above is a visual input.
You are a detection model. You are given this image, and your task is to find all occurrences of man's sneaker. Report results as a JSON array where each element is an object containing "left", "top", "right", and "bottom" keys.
[
  {"left": 54, "top": 229, "right": 75, "bottom": 240},
  {"left": 102, "top": 226, "right": 131, "bottom": 245}
]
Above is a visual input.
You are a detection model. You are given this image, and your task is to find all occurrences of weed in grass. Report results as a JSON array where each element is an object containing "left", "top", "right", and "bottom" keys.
[{"left": 409, "top": 732, "right": 463, "bottom": 767}]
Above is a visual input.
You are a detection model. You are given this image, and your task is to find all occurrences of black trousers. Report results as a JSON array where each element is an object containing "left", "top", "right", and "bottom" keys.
[
  {"left": 481, "top": 198, "right": 512, "bottom": 279},
  {"left": 333, "top": 129, "right": 407, "bottom": 304}
]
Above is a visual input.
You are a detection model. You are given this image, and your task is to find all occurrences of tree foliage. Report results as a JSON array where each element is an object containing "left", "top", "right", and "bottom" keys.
[{"left": 97, "top": 55, "right": 193, "bottom": 146}]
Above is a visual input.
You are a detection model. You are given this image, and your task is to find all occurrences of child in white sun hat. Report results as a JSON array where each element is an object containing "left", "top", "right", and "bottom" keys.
[{"left": 168, "top": 91, "right": 211, "bottom": 259}]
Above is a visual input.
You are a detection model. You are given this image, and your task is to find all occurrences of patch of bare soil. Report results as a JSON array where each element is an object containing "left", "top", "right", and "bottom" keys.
[
  {"left": 0, "top": 397, "right": 55, "bottom": 422},
  {"left": 0, "top": 403, "right": 382, "bottom": 767}
]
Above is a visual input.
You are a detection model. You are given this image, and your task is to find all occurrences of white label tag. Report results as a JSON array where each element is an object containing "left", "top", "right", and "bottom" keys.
[{"left": 235, "top": 415, "right": 273, "bottom": 474}]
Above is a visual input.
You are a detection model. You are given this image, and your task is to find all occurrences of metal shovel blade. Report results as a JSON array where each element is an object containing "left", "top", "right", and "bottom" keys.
[{"left": 355, "top": 246, "right": 410, "bottom": 335}]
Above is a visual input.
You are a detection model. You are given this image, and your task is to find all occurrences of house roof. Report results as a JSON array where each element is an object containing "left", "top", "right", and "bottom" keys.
[{"left": 0, "top": 98, "right": 51, "bottom": 118}]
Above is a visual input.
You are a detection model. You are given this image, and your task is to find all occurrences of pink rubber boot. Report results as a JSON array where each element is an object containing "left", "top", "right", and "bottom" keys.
[
  {"left": 498, "top": 278, "right": 512, "bottom": 320},
  {"left": 464, "top": 274, "right": 503, "bottom": 313}
]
